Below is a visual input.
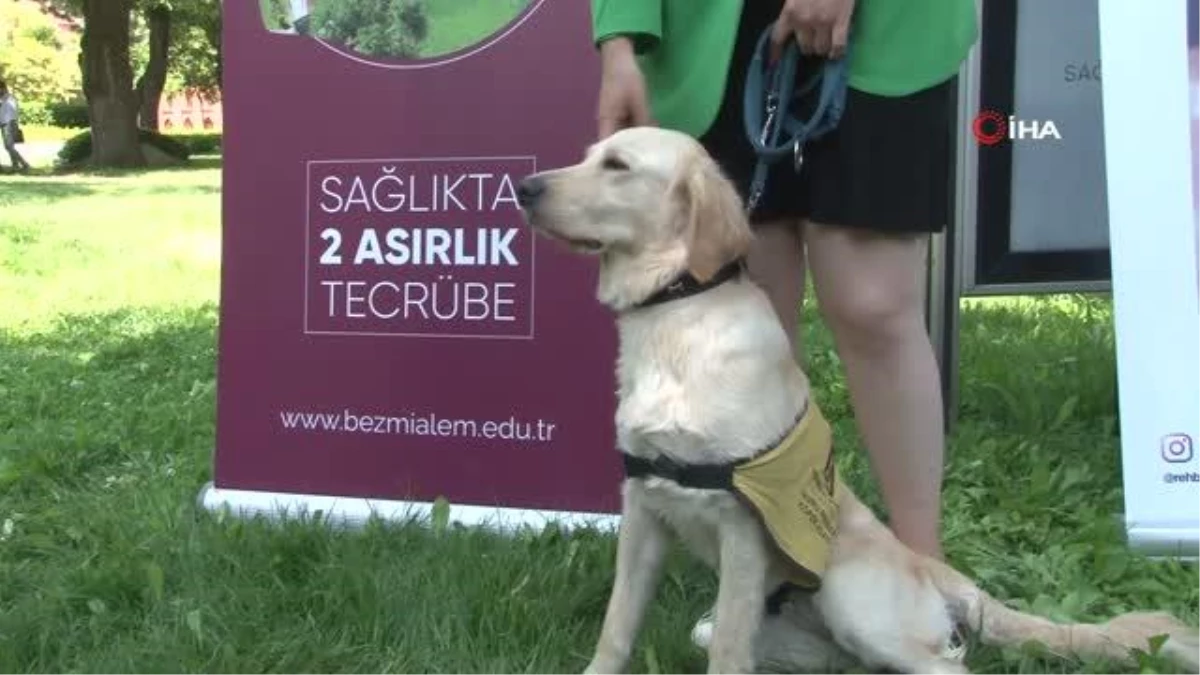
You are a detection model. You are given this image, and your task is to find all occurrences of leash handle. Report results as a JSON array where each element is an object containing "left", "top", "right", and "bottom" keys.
[{"left": 742, "top": 22, "right": 853, "bottom": 213}]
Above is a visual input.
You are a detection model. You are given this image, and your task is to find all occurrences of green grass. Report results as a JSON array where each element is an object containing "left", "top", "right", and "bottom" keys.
[
  {"left": 0, "top": 164, "right": 1196, "bottom": 673},
  {"left": 419, "top": 0, "right": 533, "bottom": 57}
]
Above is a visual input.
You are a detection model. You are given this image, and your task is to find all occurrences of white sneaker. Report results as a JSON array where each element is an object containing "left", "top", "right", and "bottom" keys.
[{"left": 690, "top": 609, "right": 715, "bottom": 650}]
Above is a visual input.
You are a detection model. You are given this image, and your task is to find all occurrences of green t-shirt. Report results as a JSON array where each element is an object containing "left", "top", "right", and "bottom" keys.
[{"left": 591, "top": 0, "right": 979, "bottom": 138}]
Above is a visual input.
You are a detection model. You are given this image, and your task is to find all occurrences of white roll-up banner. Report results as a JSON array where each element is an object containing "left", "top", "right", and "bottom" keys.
[{"left": 1098, "top": 0, "right": 1200, "bottom": 557}]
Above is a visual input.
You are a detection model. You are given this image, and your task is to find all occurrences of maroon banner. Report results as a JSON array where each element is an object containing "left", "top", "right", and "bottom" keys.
[{"left": 213, "top": 0, "right": 621, "bottom": 516}]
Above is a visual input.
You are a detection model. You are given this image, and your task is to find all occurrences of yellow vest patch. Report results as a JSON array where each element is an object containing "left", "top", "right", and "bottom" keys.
[{"left": 731, "top": 403, "right": 840, "bottom": 589}]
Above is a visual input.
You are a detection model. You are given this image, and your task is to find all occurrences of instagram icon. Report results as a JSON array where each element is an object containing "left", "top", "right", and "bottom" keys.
[{"left": 1161, "top": 433, "right": 1195, "bottom": 463}]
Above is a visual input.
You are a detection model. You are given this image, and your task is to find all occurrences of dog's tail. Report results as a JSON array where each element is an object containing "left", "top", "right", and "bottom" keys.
[{"left": 926, "top": 558, "right": 1199, "bottom": 672}]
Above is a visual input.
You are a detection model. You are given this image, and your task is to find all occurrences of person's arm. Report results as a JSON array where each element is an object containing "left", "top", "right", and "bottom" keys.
[
  {"left": 589, "top": 0, "right": 659, "bottom": 138},
  {"left": 590, "top": 0, "right": 663, "bottom": 55}
]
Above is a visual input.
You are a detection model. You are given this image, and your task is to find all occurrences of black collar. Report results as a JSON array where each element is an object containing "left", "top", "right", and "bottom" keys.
[{"left": 632, "top": 259, "right": 747, "bottom": 310}]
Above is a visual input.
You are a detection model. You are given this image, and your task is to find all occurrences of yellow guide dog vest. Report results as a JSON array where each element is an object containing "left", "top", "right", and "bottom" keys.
[
  {"left": 731, "top": 403, "right": 840, "bottom": 588},
  {"left": 622, "top": 402, "right": 840, "bottom": 589}
]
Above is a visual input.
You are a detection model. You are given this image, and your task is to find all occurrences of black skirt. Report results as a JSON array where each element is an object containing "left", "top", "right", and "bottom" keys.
[{"left": 697, "top": 1, "right": 958, "bottom": 234}]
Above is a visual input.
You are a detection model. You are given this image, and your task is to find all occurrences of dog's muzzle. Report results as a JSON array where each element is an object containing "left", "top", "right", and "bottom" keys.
[{"left": 516, "top": 175, "right": 546, "bottom": 208}]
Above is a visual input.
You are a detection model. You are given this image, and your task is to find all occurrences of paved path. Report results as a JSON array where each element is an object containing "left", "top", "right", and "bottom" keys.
[
  {"left": 1, "top": 140, "right": 66, "bottom": 171},
  {"left": 22, "top": 141, "right": 66, "bottom": 168}
]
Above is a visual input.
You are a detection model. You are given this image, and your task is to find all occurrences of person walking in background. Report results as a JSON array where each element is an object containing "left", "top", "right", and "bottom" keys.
[
  {"left": 0, "top": 80, "right": 32, "bottom": 174},
  {"left": 589, "top": 0, "right": 977, "bottom": 564}
]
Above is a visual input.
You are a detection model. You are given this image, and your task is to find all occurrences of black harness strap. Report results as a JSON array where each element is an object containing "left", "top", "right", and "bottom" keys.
[
  {"left": 765, "top": 582, "right": 801, "bottom": 615},
  {"left": 621, "top": 454, "right": 738, "bottom": 490},
  {"left": 621, "top": 404, "right": 814, "bottom": 618},
  {"left": 619, "top": 404, "right": 807, "bottom": 490}
]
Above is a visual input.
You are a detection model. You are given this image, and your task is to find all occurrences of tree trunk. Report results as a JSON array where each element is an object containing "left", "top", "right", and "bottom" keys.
[
  {"left": 82, "top": 0, "right": 145, "bottom": 168},
  {"left": 136, "top": 4, "right": 172, "bottom": 132}
]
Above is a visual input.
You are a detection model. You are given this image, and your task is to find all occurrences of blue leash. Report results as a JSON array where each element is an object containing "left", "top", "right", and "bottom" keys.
[{"left": 741, "top": 23, "right": 852, "bottom": 213}]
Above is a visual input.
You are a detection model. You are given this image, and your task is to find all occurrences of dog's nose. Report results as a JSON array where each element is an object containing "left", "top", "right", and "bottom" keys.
[{"left": 516, "top": 176, "right": 546, "bottom": 208}]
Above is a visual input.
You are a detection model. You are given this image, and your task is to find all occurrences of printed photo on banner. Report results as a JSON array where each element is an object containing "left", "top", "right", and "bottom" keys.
[{"left": 255, "top": 0, "right": 536, "bottom": 63}]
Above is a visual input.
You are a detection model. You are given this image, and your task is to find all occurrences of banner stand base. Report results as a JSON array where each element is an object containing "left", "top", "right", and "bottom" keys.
[
  {"left": 1125, "top": 525, "right": 1200, "bottom": 561},
  {"left": 197, "top": 482, "right": 1200, "bottom": 559},
  {"left": 196, "top": 481, "right": 621, "bottom": 534}
]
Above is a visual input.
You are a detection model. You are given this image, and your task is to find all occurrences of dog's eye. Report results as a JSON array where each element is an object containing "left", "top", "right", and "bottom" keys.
[{"left": 602, "top": 156, "right": 630, "bottom": 171}]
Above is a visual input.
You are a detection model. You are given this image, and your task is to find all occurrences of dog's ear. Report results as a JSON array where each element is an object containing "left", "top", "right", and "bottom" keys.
[{"left": 677, "top": 154, "right": 754, "bottom": 282}]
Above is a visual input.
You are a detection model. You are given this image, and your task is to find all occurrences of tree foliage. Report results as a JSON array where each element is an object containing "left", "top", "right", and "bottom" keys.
[
  {"left": 309, "top": 0, "right": 429, "bottom": 59},
  {"left": 157, "top": 0, "right": 221, "bottom": 97},
  {"left": 48, "top": 0, "right": 221, "bottom": 97},
  {"left": 0, "top": 1, "right": 82, "bottom": 105}
]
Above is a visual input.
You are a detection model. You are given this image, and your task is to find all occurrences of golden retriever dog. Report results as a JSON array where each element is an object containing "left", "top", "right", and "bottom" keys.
[{"left": 515, "top": 126, "right": 1200, "bottom": 674}]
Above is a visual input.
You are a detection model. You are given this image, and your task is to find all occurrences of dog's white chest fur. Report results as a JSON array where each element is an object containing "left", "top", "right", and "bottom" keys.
[{"left": 613, "top": 280, "right": 806, "bottom": 466}]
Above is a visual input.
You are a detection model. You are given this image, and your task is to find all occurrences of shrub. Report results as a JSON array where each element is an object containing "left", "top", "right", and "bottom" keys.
[
  {"left": 17, "top": 101, "right": 88, "bottom": 130},
  {"left": 170, "top": 132, "right": 222, "bottom": 155},
  {"left": 49, "top": 102, "right": 90, "bottom": 129},
  {"left": 18, "top": 100, "right": 53, "bottom": 126},
  {"left": 56, "top": 129, "right": 193, "bottom": 167}
]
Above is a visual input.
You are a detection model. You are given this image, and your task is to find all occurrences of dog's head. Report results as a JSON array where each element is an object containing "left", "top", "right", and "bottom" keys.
[{"left": 516, "top": 127, "right": 753, "bottom": 307}]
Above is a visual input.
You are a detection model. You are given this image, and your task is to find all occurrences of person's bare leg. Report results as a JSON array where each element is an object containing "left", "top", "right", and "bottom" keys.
[
  {"left": 745, "top": 219, "right": 807, "bottom": 356},
  {"left": 805, "top": 221, "right": 945, "bottom": 560}
]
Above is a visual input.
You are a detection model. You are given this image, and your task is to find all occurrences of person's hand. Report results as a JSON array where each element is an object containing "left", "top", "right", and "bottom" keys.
[
  {"left": 770, "top": 0, "right": 856, "bottom": 61},
  {"left": 596, "top": 37, "right": 654, "bottom": 139}
]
